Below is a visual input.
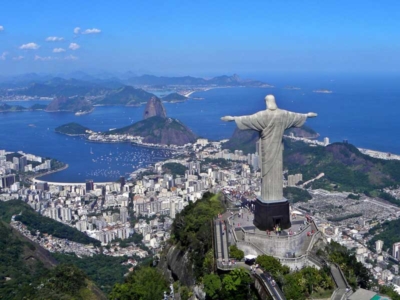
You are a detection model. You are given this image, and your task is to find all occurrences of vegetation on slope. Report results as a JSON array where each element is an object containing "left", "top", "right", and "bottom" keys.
[
  {"left": 317, "top": 241, "right": 371, "bottom": 289},
  {"left": 110, "top": 266, "right": 169, "bottom": 300},
  {"left": 255, "top": 254, "right": 334, "bottom": 299},
  {"left": 284, "top": 139, "right": 400, "bottom": 193},
  {"left": 0, "top": 221, "right": 105, "bottom": 300},
  {"left": 368, "top": 219, "right": 400, "bottom": 255},
  {"left": 171, "top": 192, "right": 224, "bottom": 279},
  {"left": 162, "top": 162, "right": 187, "bottom": 176},
  {"left": 55, "top": 122, "right": 90, "bottom": 135},
  {"left": 96, "top": 85, "right": 155, "bottom": 106},
  {"left": 203, "top": 268, "right": 254, "bottom": 300},
  {"left": 283, "top": 186, "right": 312, "bottom": 203},
  {"left": 0, "top": 200, "right": 100, "bottom": 246},
  {"left": 52, "top": 253, "right": 130, "bottom": 295}
]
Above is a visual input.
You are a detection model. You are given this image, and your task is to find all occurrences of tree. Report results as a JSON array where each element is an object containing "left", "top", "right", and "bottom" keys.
[
  {"left": 255, "top": 255, "right": 286, "bottom": 277},
  {"left": 203, "top": 274, "right": 222, "bottom": 300},
  {"left": 229, "top": 245, "right": 244, "bottom": 260},
  {"left": 109, "top": 267, "right": 168, "bottom": 300}
]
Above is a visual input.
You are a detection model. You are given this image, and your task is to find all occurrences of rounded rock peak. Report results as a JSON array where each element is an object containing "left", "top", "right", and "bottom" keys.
[{"left": 143, "top": 96, "right": 167, "bottom": 119}]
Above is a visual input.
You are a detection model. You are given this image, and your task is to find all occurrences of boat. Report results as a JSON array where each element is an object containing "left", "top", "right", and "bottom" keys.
[{"left": 90, "top": 147, "right": 94, "bottom": 154}]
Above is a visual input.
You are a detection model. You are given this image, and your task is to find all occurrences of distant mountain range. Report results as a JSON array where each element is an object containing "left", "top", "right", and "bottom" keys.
[{"left": 0, "top": 72, "right": 270, "bottom": 95}]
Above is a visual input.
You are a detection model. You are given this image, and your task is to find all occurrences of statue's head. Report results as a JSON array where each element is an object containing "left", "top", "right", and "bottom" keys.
[{"left": 265, "top": 95, "right": 277, "bottom": 110}]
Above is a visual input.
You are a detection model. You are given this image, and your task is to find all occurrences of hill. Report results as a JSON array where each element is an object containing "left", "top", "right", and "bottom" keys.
[
  {"left": 284, "top": 140, "right": 400, "bottom": 193},
  {"left": 95, "top": 85, "right": 156, "bottom": 106},
  {"left": 222, "top": 125, "right": 319, "bottom": 154},
  {"left": 109, "top": 116, "right": 197, "bottom": 146},
  {"left": 0, "top": 200, "right": 100, "bottom": 247},
  {"left": 286, "top": 124, "right": 319, "bottom": 139},
  {"left": 162, "top": 92, "right": 187, "bottom": 102},
  {"left": 55, "top": 122, "right": 90, "bottom": 135},
  {"left": 46, "top": 96, "right": 93, "bottom": 113},
  {"left": 0, "top": 221, "right": 106, "bottom": 299}
]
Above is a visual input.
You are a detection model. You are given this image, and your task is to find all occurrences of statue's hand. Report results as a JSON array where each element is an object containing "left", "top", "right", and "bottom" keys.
[
  {"left": 221, "top": 116, "right": 235, "bottom": 122},
  {"left": 307, "top": 112, "right": 317, "bottom": 118}
]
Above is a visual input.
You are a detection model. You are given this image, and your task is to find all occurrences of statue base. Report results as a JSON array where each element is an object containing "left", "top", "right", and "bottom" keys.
[{"left": 253, "top": 198, "right": 291, "bottom": 231}]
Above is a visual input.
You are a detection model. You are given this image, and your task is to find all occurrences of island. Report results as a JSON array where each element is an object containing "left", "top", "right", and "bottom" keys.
[
  {"left": 55, "top": 122, "right": 91, "bottom": 136},
  {"left": 313, "top": 89, "right": 333, "bottom": 94},
  {"left": 284, "top": 86, "right": 301, "bottom": 90},
  {"left": 161, "top": 92, "right": 188, "bottom": 103},
  {"left": 0, "top": 103, "right": 47, "bottom": 113}
]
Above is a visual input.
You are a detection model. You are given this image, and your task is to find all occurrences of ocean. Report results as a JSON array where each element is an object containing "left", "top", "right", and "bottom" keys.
[{"left": 1, "top": 72, "right": 399, "bottom": 182}]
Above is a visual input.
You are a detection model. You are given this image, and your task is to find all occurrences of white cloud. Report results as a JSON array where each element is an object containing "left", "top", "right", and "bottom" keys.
[
  {"left": 34, "top": 55, "right": 54, "bottom": 61},
  {"left": 74, "top": 27, "right": 81, "bottom": 34},
  {"left": 0, "top": 26, "right": 4, "bottom": 31},
  {"left": 12, "top": 56, "right": 24, "bottom": 61},
  {"left": 0, "top": 52, "right": 8, "bottom": 60},
  {"left": 82, "top": 28, "right": 101, "bottom": 34},
  {"left": 69, "top": 43, "right": 80, "bottom": 50},
  {"left": 65, "top": 55, "right": 78, "bottom": 60},
  {"left": 46, "top": 36, "right": 64, "bottom": 42},
  {"left": 19, "top": 42, "right": 40, "bottom": 50},
  {"left": 53, "top": 48, "right": 66, "bottom": 53}
]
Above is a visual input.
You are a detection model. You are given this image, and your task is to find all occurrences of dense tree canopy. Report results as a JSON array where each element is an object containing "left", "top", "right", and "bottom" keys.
[
  {"left": 109, "top": 267, "right": 168, "bottom": 300},
  {"left": 171, "top": 192, "right": 224, "bottom": 278}
]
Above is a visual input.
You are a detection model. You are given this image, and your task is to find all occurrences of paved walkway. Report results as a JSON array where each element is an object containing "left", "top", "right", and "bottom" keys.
[
  {"left": 330, "top": 264, "right": 348, "bottom": 300},
  {"left": 215, "top": 217, "right": 229, "bottom": 261}
]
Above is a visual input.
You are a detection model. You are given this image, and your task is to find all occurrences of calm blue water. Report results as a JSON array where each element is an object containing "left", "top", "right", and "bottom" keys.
[{"left": 1, "top": 72, "right": 399, "bottom": 182}]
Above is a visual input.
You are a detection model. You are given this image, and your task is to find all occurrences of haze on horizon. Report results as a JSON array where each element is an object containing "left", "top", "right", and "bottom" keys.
[{"left": 1, "top": 1, "right": 400, "bottom": 77}]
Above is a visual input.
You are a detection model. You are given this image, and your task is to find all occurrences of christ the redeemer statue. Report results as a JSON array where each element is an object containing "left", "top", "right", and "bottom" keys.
[{"left": 221, "top": 95, "right": 317, "bottom": 230}]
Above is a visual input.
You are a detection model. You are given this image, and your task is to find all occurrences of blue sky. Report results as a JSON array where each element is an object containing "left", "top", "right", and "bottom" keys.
[{"left": 1, "top": 0, "right": 400, "bottom": 76}]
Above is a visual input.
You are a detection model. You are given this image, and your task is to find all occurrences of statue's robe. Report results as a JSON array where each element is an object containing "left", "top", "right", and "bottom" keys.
[{"left": 235, "top": 109, "right": 307, "bottom": 201}]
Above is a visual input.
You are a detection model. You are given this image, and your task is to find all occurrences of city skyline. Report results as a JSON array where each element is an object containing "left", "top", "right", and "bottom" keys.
[{"left": 1, "top": 1, "right": 400, "bottom": 75}]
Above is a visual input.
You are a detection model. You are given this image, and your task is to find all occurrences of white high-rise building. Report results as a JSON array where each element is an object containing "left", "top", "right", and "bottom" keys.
[
  {"left": 120, "top": 207, "right": 128, "bottom": 223},
  {"left": 376, "top": 240, "right": 384, "bottom": 254},
  {"left": 61, "top": 207, "right": 72, "bottom": 221},
  {"left": 393, "top": 242, "right": 400, "bottom": 259},
  {"left": 324, "top": 137, "right": 330, "bottom": 146},
  {"left": 48, "top": 207, "right": 59, "bottom": 220}
]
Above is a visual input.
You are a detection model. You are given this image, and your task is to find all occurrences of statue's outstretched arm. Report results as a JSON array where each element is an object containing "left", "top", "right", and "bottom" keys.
[
  {"left": 307, "top": 112, "right": 317, "bottom": 118},
  {"left": 221, "top": 116, "right": 236, "bottom": 122}
]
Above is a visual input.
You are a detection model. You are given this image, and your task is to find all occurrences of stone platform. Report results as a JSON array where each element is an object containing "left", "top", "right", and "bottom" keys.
[
  {"left": 229, "top": 209, "right": 320, "bottom": 260},
  {"left": 253, "top": 198, "right": 291, "bottom": 231}
]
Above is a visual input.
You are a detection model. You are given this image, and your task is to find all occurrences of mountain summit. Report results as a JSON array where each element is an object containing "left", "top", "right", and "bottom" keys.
[
  {"left": 143, "top": 96, "right": 167, "bottom": 119},
  {"left": 109, "top": 96, "right": 196, "bottom": 145}
]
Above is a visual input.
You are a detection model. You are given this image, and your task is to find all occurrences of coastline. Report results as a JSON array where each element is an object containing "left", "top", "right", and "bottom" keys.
[{"left": 29, "top": 163, "right": 69, "bottom": 182}]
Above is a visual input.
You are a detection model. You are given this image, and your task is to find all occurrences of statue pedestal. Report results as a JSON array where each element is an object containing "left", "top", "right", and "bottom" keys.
[{"left": 253, "top": 198, "right": 291, "bottom": 231}]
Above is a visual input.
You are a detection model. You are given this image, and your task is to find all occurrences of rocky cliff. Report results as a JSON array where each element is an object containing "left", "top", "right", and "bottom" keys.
[{"left": 143, "top": 96, "right": 167, "bottom": 119}]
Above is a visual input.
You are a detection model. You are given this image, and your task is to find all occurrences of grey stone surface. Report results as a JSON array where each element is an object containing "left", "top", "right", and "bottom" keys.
[{"left": 221, "top": 95, "right": 317, "bottom": 202}]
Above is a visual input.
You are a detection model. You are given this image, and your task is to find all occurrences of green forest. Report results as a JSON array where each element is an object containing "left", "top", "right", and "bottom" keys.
[
  {"left": 0, "top": 200, "right": 100, "bottom": 246},
  {"left": 0, "top": 221, "right": 105, "bottom": 299}
]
